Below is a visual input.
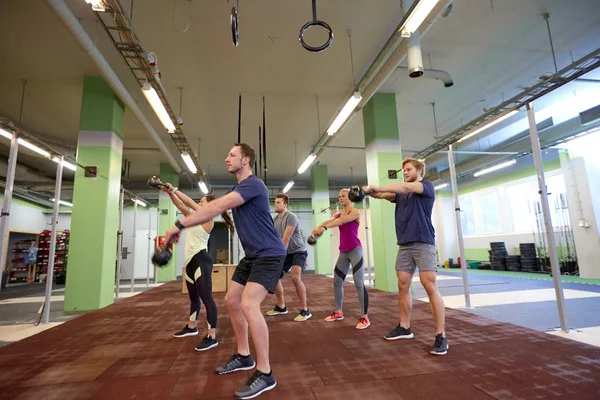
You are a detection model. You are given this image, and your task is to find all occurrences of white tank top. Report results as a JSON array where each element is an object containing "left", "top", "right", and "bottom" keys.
[{"left": 184, "top": 223, "right": 211, "bottom": 266}]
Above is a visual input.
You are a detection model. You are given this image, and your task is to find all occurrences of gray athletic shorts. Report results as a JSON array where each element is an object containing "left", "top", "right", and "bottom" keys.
[{"left": 395, "top": 242, "right": 437, "bottom": 274}]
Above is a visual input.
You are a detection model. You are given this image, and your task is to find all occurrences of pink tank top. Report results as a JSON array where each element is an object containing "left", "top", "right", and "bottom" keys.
[{"left": 337, "top": 210, "right": 362, "bottom": 252}]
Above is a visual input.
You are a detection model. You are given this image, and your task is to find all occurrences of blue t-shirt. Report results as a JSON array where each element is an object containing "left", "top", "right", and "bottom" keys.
[
  {"left": 227, "top": 175, "right": 286, "bottom": 258},
  {"left": 392, "top": 179, "right": 436, "bottom": 246}
]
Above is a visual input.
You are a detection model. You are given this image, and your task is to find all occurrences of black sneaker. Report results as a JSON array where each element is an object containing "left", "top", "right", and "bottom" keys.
[
  {"left": 384, "top": 324, "right": 414, "bottom": 340},
  {"left": 293, "top": 309, "right": 312, "bottom": 322},
  {"left": 215, "top": 353, "right": 256, "bottom": 375},
  {"left": 430, "top": 333, "right": 449, "bottom": 355},
  {"left": 195, "top": 335, "right": 219, "bottom": 352},
  {"left": 234, "top": 370, "right": 277, "bottom": 399},
  {"left": 173, "top": 325, "right": 199, "bottom": 338},
  {"left": 266, "top": 305, "right": 288, "bottom": 316}
]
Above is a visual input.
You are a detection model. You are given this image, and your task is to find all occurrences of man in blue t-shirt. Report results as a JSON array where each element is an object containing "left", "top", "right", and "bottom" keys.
[
  {"left": 165, "top": 143, "right": 285, "bottom": 399},
  {"left": 364, "top": 157, "right": 448, "bottom": 356}
]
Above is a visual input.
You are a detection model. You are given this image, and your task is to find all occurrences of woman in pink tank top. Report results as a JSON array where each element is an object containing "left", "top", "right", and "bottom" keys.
[{"left": 311, "top": 189, "right": 370, "bottom": 330}]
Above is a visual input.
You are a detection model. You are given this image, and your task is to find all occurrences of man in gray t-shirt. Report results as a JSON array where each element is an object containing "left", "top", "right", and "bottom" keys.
[{"left": 265, "top": 194, "right": 312, "bottom": 322}]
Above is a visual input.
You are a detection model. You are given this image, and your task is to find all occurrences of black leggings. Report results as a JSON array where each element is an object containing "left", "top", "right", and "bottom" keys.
[{"left": 185, "top": 250, "right": 217, "bottom": 329}]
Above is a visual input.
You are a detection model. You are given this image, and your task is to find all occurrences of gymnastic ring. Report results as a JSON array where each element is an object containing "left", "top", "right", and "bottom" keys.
[
  {"left": 299, "top": 20, "right": 333, "bottom": 52},
  {"left": 231, "top": 6, "right": 239, "bottom": 46}
]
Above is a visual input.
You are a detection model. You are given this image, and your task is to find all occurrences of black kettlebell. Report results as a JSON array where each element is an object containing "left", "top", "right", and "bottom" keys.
[
  {"left": 307, "top": 235, "right": 317, "bottom": 245},
  {"left": 347, "top": 185, "right": 365, "bottom": 202},
  {"left": 147, "top": 176, "right": 168, "bottom": 190},
  {"left": 152, "top": 236, "right": 176, "bottom": 267}
]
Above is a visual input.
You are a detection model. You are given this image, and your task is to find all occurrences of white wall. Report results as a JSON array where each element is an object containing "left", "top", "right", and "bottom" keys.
[{"left": 562, "top": 133, "right": 600, "bottom": 278}]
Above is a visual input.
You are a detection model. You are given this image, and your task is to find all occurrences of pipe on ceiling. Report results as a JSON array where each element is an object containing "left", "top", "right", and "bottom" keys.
[
  {"left": 45, "top": 0, "right": 182, "bottom": 173},
  {"left": 396, "top": 66, "right": 454, "bottom": 87}
]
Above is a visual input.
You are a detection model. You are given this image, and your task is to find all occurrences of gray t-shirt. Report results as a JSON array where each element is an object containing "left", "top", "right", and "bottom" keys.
[{"left": 273, "top": 211, "right": 306, "bottom": 254}]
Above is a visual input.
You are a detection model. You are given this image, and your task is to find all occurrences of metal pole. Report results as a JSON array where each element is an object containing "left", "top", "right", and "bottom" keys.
[
  {"left": 42, "top": 155, "right": 63, "bottom": 323},
  {"left": 131, "top": 200, "right": 137, "bottom": 292},
  {"left": 526, "top": 101, "right": 568, "bottom": 332},
  {"left": 447, "top": 144, "right": 472, "bottom": 309},
  {"left": 362, "top": 197, "right": 372, "bottom": 285},
  {"left": 115, "top": 188, "right": 124, "bottom": 299},
  {"left": 228, "top": 227, "right": 232, "bottom": 264},
  {"left": 155, "top": 207, "right": 159, "bottom": 284},
  {"left": 146, "top": 206, "right": 151, "bottom": 287},
  {"left": 0, "top": 134, "right": 18, "bottom": 295}
]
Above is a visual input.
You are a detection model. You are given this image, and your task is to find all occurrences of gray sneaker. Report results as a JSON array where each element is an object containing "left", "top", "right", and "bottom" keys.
[
  {"left": 430, "top": 333, "right": 449, "bottom": 355},
  {"left": 215, "top": 353, "right": 256, "bottom": 375},
  {"left": 234, "top": 370, "right": 277, "bottom": 399}
]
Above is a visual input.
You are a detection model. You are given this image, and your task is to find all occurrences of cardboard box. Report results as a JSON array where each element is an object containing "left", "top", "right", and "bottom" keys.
[
  {"left": 216, "top": 248, "right": 229, "bottom": 264},
  {"left": 211, "top": 265, "right": 227, "bottom": 293}
]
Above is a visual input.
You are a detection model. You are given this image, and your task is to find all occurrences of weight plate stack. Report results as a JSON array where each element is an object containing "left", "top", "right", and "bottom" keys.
[
  {"left": 489, "top": 242, "right": 507, "bottom": 271},
  {"left": 519, "top": 243, "right": 539, "bottom": 272},
  {"left": 506, "top": 255, "right": 521, "bottom": 271}
]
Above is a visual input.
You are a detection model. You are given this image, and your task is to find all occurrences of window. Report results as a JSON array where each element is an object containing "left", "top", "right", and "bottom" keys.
[
  {"left": 506, "top": 181, "right": 535, "bottom": 232},
  {"left": 478, "top": 191, "right": 502, "bottom": 233},
  {"left": 459, "top": 197, "right": 476, "bottom": 236}
]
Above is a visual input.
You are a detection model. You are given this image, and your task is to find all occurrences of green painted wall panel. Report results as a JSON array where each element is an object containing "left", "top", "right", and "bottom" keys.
[
  {"left": 79, "top": 76, "right": 125, "bottom": 139},
  {"left": 157, "top": 163, "right": 179, "bottom": 282},
  {"left": 311, "top": 164, "right": 332, "bottom": 275},
  {"left": 363, "top": 93, "right": 399, "bottom": 144},
  {"left": 64, "top": 145, "right": 122, "bottom": 311}
]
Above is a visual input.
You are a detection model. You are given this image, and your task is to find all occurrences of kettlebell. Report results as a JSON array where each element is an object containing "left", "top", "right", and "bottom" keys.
[
  {"left": 307, "top": 235, "right": 317, "bottom": 245},
  {"left": 152, "top": 236, "right": 176, "bottom": 267},
  {"left": 347, "top": 185, "right": 366, "bottom": 202},
  {"left": 147, "top": 176, "right": 168, "bottom": 190}
]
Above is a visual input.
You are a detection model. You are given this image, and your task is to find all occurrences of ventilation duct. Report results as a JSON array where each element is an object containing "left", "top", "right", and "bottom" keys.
[
  {"left": 407, "top": 32, "right": 424, "bottom": 78},
  {"left": 396, "top": 66, "right": 454, "bottom": 87}
]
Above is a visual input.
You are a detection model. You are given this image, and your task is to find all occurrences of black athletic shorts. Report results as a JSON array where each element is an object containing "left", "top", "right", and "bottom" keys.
[
  {"left": 231, "top": 256, "right": 285, "bottom": 294},
  {"left": 281, "top": 251, "right": 308, "bottom": 277}
]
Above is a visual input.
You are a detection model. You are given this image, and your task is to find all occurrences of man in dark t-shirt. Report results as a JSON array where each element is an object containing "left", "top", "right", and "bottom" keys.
[
  {"left": 166, "top": 143, "right": 285, "bottom": 399},
  {"left": 364, "top": 157, "right": 448, "bottom": 356}
]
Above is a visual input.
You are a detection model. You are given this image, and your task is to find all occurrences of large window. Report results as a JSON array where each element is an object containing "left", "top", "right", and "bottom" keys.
[
  {"left": 455, "top": 172, "right": 565, "bottom": 237},
  {"left": 459, "top": 197, "right": 476, "bottom": 236},
  {"left": 478, "top": 191, "right": 502, "bottom": 233},
  {"left": 506, "top": 181, "right": 536, "bottom": 233}
]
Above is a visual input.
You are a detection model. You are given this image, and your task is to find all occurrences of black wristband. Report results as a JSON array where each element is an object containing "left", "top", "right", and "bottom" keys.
[
  {"left": 323, "top": 225, "right": 328, "bottom": 230},
  {"left": 175, "top": 220, "right": 185, "bottom": 231}
]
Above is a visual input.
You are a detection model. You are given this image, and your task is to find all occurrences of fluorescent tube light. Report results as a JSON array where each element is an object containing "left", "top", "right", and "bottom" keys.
[
  {"left": 17, "top": 138, "right": 50, "bottom": 157},
  {"left": 198, "top": 181, "right": 209, "bottom": 194},
  {"left": 84, "top": 0, "right": 106, "bottom": 12},
  {"left": 473, "top": 159, "right": 516, "bottom": 177},
  {"left": 141, "top": 82, "right": 176, "bottom": 133},
  {"left": 400, "top": 0, "right": 441, "bottom": 37},
  {"left": 327, "top": 92, "right": 362, "bottom": 135},
  {"left": 133, "top": 198, "right": 147, "bottom": 207},
  {"left": 50, "top": 198, "right": 73, "bottom": 207},
  {"left": 297, "top": 154, "right": 317, "bottom": 174},
  {"left": 458, "top": 110, "right": 519, "bottom": 143},
  {"left": 181, "top": 152, "right": 198, "bottom": 173},
  {"left": 283, "top": 180, "right": 294, "bottom": 193},
  {"left": 52, "top": 157, "right": 77, "bottom": 172},
  {"left": 434, "top": 183, "right": 448, "bottom": 190},
  {"left": 0, "top": 128, "right": 13, "bottom": 140}
]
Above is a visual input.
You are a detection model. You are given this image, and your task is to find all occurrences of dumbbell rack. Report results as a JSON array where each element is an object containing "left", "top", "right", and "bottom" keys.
[{"left": 36, "top": 230, "right": 70, "bottom": 283}]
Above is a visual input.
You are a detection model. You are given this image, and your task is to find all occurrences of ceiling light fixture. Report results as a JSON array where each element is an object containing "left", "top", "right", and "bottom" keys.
[
  {"left": 142, "top": 82, "right": 176, "bottom": 133},
  {"left": 327, "top": 92, "right": 362, "bottom": 135},
  {"left": 400, "top": 0, "right": 441, "bottom": 37},
  {"left": 473, "top": 159, "right": 517, "bottom": 177},
  {"left": 283, "top": 180, "right": 295, "bottom": 193},
  {"left": 458, "top": 110, "right": 519, "bottom": 143},
  {"left": 297, "top": 154, "right": 317, "bottom": 174}
]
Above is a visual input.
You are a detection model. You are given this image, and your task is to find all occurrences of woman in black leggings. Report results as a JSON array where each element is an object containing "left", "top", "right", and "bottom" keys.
[{"left": 164, "top": 184, "right": 235, "bottom": 351}]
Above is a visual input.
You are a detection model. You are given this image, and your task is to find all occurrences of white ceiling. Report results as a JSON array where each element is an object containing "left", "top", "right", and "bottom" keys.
[{"left": 0, "top": 0, "right": 599, "bottom": 202}]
